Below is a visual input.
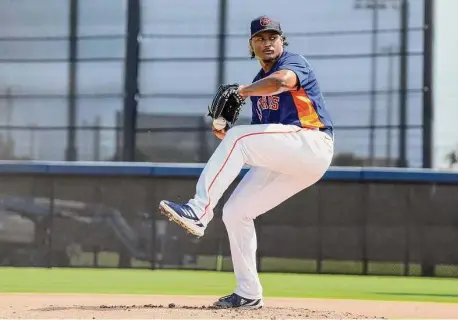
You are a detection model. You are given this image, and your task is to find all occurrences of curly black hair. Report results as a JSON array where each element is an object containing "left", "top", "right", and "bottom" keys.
[{"left": 249, "top": 34, "right": 289, "bottom": 59}]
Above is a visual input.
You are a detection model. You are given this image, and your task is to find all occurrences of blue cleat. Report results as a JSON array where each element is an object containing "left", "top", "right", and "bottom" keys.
[
  {"left": 213, "top": 293, "right": 264, "bottom": 309},
  {"left": 159, "top": 200, "right": 205, "bottom": 237}
]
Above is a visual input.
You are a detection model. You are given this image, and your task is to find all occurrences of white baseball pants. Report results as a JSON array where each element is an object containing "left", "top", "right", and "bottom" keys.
[{"left": 187, "top": 123, "right": 334, "bottom": 299}]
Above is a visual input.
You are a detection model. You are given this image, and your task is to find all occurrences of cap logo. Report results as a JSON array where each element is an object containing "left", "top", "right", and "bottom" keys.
[{"left": 260, "top": 17, "right": 270, "bottom": 26}]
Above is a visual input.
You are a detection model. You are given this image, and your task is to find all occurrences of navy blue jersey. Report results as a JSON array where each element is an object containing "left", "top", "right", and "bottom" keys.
[{"left": 250, "top": 51, "right": 333, "bottom": 136}]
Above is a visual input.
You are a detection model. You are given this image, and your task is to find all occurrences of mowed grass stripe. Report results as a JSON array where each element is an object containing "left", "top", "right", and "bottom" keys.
[{"left": 0, "top": 268, "right": 457, "bottom": 303}]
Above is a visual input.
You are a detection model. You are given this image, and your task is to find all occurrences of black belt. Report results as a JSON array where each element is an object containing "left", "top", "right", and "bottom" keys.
[{"left": 319, "top": 127, "right": 334, "bottom": 140}]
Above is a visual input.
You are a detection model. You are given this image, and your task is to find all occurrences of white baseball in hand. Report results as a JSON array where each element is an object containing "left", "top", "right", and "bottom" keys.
[{"left": 213, "top": 117, "right": 227, "bottom": 131}]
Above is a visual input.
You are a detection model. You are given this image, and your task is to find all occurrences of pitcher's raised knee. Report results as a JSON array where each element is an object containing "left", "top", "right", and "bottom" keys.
[
  {"left": 222, "top": 201, "right": 244, "bottom": 226},
  {"left": 222, "top": 199, "right": 258, "bottom": 227},
  {"left": 224, "top": 125, "right": 249, "bottom": 141}
]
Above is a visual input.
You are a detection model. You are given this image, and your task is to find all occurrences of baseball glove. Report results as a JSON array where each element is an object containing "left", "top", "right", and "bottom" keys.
[{"left": 207, "top": 83, "right": 246, "bottom": 128}]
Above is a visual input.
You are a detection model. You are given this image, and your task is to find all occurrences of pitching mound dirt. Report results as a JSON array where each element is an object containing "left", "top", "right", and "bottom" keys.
[{"left": 0, "top": 293, "right": 456, "bottom": 319}]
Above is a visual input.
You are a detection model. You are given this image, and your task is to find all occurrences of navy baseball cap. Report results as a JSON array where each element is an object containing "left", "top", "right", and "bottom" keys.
[{"left": 250, "top": 15, "right": 282, "bottom": 38}]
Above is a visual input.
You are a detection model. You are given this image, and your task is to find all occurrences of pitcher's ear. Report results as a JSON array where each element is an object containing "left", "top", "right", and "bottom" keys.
[
  {"left": 248, "top": 40, "right": 255, "bottom": 59},
  {"left": 282, "top": 35, "right": 289, "bottom": 47}
]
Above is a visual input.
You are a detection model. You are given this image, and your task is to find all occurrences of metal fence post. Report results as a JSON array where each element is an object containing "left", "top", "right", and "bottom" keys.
[
  {"left": 316, "top": 184, "right": 323, "bottom": 274},
  {"left": 198, "top": 116, "right": 209, "bottom": 162},
  {"left": 93, "top": 116, "right": 101, "bottom": 161},
  {"left": 362, "top": 183, "right": 369, "bottom": 275},
  {"left": 118, "top": 0, "right": 141, "bottom": 268},
  {"left": 398, "top": 0, "right": 409, "bottom": 167},
  {"left": 369, "top": 2, "right": 379, "bottom": 166},
  {"left": 66, "top": 0, "right": 78, "bottom": 161},
  {"left": 122, "top": 0, "right": 140, "bottom": 162},
  {"left": 47, "top": 177, "right": 55, "bottom": 268},
  {"left": 217, "top": 0, "right": 227, "bottom": 87},
  {"left": 215, "top": 0, "right": 228, "bottom": 271},
  {"left": 403, "top": 187, "right": 412, "bottom": 276},
  {"left": 422, "top": 0, "right": 434, "bottom": 168}
]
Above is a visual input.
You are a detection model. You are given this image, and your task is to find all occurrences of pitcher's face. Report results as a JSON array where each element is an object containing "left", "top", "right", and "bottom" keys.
[{"left": 250, "top": 31, "right": 283, "bottom": 62}]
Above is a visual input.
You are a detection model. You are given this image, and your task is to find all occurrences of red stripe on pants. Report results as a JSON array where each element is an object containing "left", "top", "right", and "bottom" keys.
[{"left": 199, "top": 129, "right": 303, "bottom": 220}]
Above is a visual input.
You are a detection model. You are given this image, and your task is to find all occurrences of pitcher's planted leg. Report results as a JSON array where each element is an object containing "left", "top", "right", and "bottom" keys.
[{"left": 215, "top": 167, "right": 324, "bottom": 306}]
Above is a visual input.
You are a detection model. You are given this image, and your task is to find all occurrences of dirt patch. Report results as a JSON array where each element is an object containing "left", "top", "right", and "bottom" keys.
[{"left": 0, "top": 293, "right": 456, "bottom": 319}]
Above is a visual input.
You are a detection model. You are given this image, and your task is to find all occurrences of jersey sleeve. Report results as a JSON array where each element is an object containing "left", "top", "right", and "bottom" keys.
[{"left": 277, "top": 54, "right": 310, "bottom": 90}]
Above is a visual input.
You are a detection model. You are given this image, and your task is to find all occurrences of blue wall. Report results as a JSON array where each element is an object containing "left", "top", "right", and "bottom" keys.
[{"left": 1, "top": 161, "right": 457, "bottom": 184}]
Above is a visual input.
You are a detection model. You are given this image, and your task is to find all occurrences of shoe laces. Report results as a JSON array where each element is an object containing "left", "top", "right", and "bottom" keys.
[{"left": 221, "top": 293, "right": 239, "bottom": 303}]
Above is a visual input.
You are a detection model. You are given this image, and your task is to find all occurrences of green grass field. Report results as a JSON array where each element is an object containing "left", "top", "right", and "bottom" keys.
[
  {"left": 70, "top": 251, "right": 458, "bottom": 277},
  {"left": 0, "top": 267, "right": 457, "bottom": 303}
]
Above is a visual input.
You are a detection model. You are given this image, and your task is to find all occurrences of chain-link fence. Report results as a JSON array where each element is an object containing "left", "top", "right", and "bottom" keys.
[{"left": 0, "top": 0, "right": 433, "bottom": 167}]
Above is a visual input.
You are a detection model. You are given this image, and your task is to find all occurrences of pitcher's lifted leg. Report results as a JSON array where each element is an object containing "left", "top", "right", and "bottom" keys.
[{"left": 159, "top": 123, "right": 332, "bottom": 237}]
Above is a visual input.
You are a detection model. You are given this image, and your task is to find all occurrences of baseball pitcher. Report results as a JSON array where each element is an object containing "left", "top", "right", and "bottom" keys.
[{"left": 159, "top": 15, "right": 334, "bottom": 309}]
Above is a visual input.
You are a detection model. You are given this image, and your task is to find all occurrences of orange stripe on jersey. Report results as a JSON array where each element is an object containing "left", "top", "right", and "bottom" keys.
[{"left": 291, "top": 88, "right": 325, "bottom": 129}]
